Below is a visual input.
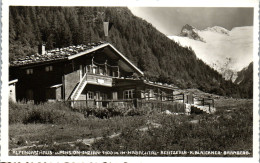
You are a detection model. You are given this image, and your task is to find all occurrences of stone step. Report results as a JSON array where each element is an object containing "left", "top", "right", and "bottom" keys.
[{"left": 189, "top": 104, "right": 215, "bottom": 114}]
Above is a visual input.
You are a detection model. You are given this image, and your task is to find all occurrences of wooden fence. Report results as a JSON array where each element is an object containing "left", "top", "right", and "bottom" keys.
[
  {"left": 68, "top": 93, "right": 186, "bottom": 112},
  {"left": 67, "top": 93, "right": 214, "bottom": 113},
  {"left": 194, "top": 97, "right": 215, "bottom": 109}
]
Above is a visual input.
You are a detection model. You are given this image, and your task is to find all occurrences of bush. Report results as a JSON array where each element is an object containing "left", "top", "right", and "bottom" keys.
[
  {"left": 9, "top": 101, "right": 30, "bottom": 124},
  {"left": 79, "top": 106, "right": 146, "bottom": 119},
  {"left": 76, "top": 100, "right": 185, "bottom": 119},
  {"left": 9, "top": 101, "right": 85, "bottom": 124},
  {"left": 137, "top": 100, "right": 186, "bottom": 113}
]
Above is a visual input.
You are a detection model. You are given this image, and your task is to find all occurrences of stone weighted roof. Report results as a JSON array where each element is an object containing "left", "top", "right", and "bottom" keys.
[{"left": 10, "top": 41, "right": 106, "bottom": 67}]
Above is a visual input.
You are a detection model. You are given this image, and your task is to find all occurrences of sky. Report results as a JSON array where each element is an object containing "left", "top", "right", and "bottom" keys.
[{"left": 128, "top": 7, "right": 254, "bottom": 36}]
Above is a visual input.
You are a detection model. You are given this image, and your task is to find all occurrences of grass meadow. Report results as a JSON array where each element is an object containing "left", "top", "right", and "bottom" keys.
[{"left": 9, "top": 98, "right": 253, "bottom": 157}]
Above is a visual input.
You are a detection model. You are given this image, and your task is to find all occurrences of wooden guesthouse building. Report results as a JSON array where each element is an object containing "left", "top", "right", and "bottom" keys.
[{"left": 9, "top": 41, "right": 179, "bottom": 107}]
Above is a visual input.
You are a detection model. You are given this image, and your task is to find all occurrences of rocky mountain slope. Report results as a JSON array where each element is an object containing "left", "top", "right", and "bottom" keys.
[
  {"left": 234, "top": 62, "right": 253, "bottom": 98},
  {"left": 235, "top": 62, "right": 253, "bottom": 85},
  {"left": 179, "top": 24, "right": 205, "bottom": 42}
]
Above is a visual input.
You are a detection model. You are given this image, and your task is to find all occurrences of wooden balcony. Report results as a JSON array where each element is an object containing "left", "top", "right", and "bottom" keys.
[{"left": 86, "top": 74, "right": 113, "bottom": 87}]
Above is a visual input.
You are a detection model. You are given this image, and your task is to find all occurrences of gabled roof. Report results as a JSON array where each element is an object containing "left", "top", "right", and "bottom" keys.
[
  {"left": 68, "top": 43, "right": 144, "bottom": 76},
  {"left": 10, "top": 41, "right": 144, "bottom": 76}
]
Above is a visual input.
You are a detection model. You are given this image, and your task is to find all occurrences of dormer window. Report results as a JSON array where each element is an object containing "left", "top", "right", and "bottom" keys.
[
  {"left": 26, "top": 69, "right": 33, "bottom": 75},
  {"left": 45, "top": 65, "right": 53, "bottom": 72}
]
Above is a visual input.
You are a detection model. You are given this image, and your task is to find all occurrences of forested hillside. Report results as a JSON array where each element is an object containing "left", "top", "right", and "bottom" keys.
[
  {"left": 234, "top": 62, "right": 253, "bottom": 98},
  {"left": 9, "top": 6, "right": 251, "bottom": 98}
]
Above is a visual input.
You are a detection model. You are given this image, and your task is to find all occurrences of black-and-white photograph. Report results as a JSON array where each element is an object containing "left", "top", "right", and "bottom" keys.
[{"left": 1, "top": 0, "right": 259, "bottom": 162}]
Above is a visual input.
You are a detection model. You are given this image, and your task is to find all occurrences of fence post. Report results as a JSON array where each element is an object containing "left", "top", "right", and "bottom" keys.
[
  {"left": 202, "top": 98, "right": 204, "bottom": 106},
  {"left": 183, "top": 94, "right": 185, "bottom": 103},
  {"left": 212, "top": 99, "right": 214, "bottom": 108},
  {"left": 209, "top": 103, "right": 211, "bottom": 113},
  {"left": 161, "top": 101, "right": 162, "bottom": 112},
  {"left": 134, "top": 98, "right": 138, "bottom": 108}
]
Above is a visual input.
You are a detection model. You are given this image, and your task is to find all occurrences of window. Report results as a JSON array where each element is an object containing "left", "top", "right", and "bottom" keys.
[
  {"left": 112, "top": 92, "right": 118, "bottom": 100},
  {"left": 45, "top": 65, "right": 53, "bottom": 72},
  {"left": 149, "top": 89, "right": 154, "bottom": 98},
  {"left": 162, "top": 92, "right": 167, "bottom": 101},
  {"left": 100, "top": 93, "right": 107, "bottom": 100},
  {"left": 144, "top": 89, "right": 155, "bottom": 100},
  {"left": 88, "top": 91, "right": 94, "bottom": 99},
  {"left": 107, "top": 68, "right": 111, "bottom": 76},
  {"left": 112, "top": 71, "right": 116, "bottom": 77},
  {"left": 26, "top": 69, "right": 33, "bottom": 75},
  {"left": 83, "top": 65, "right": 86, "bottom": 75},
  {"left": 87, "top": 65, "right": 92, "bottom": 73},
  {"left": 144, "top": 91, "right": 149, "bottom": 100},
  {"left": 93, "top": 67, "right": 97, "bottom": 74},
  {"left": 99, "top": 68, "right": 104, "bottom": 75},
  {"left": 123, "top": 89, "right": 135, "bottom": 99}
]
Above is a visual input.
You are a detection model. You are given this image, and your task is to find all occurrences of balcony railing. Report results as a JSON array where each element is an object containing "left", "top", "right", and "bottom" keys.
[{"left": 86, "top": 74, "right": 113, "bottom": 87}]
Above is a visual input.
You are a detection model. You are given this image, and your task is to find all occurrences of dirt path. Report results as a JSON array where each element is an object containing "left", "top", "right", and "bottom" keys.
[
  {"left": 10, "top": 121, "right": 161, "bottom": 152},
  {"left": 11, "top": 133, "right": 121, "bottom": 152}
]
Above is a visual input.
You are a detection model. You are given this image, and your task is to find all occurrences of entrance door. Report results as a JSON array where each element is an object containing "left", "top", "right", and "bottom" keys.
[
  {"left": 95, "top": 91, "right": 101, "bottom": 107},
  {"left": 79, "top": 65, "right": 83, "bottom": 81},
  {"left": 80, "top": 64, "right": 87, "bottom": 80},
  {"left": 187, "top": 93, "right": 194, "bottom": 104},
  {"left": 82, "top": 65, "right": 86, "bottom": 76},
  {"left": 25, "top": 89, "right": 34, "bottom": 101},
  {"left": 112, "top": 92, "right": 118, "bottom": 100}
]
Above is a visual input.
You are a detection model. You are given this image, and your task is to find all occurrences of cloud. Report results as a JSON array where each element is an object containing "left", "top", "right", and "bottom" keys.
[{"left": 129, "top": 7, "right": 253, "bottom": 35}]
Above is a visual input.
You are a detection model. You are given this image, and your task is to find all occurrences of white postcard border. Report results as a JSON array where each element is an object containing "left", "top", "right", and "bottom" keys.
[{"left": 1, "top": 0, "right": 259, "bottom": 162}]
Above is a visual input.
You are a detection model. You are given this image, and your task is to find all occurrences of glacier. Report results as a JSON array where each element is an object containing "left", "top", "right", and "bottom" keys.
[{"left": 168, "top": 26, "right": 253, "bottom": 81}]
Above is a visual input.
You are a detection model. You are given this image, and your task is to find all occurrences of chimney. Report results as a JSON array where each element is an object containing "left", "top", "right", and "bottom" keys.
[
  {"left": 103, "top": 22, "right": 109, "bottom": 37},
  {"left": 38, "top": 43, "right": 46, "bottom": 55}
]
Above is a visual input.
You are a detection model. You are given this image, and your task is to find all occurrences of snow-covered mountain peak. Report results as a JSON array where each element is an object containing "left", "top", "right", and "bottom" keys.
[
  {"left": 203, "top": 26, "right": 230, "bottom": 35},
  {"left": 181, "top": 24, "right": 197, "bottom": 31},
  {"left": 179, "top": 24, "right": 205, "bottom": 42}
]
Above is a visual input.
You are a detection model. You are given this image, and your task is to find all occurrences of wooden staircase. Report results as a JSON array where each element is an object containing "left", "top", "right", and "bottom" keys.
[{"left": 69, "top": 73, "right": 88, "bottom": 101}]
